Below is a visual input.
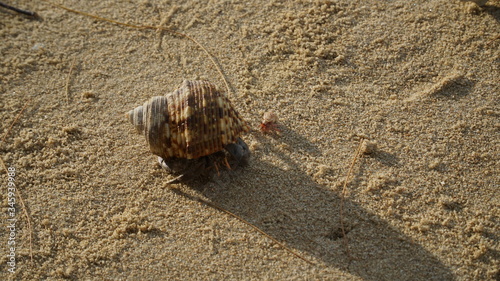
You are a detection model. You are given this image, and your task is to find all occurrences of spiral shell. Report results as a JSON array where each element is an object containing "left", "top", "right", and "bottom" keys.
[
  {"left": 127, "top": 80, "right": 249, "bottom": 160},
  {"left": 262, "top": 111, "right": 278, "bottom": 125}
]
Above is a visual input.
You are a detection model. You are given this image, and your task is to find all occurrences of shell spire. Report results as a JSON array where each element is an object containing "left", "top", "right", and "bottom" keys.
[{"left": 127, "top": 80, "right": 249, "bottom": 160}]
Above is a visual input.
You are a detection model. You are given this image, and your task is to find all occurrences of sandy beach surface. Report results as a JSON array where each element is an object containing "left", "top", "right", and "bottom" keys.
[{"left": 1, "top": 0, "right": 499, "bottom": 280}]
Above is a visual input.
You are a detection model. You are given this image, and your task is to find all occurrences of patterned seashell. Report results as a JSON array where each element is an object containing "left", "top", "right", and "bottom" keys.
[{"left": 127, "top": 80, "right": 249, "bottom": 160}]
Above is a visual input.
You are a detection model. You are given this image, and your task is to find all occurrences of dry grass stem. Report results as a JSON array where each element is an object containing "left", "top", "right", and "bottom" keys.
[
  {"left": 41, "top": 0, "right": 231, "bottom": 98},
  {"left": 1, "top": 103, "right": 34, "bottom": 263},
  {"left": 339, "top": 137, "right": 365, "bottom": 261},
  {"left": 65, "top": 57, "right": 77, "bottom": 105}
]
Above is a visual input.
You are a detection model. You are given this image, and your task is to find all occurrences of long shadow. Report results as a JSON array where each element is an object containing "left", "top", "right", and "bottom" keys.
[
  {"left": 173, "top": 145, "right": 455, "bottom": 280},
  {"left": 483, "top": 3, "right": 500, "bottom": 24}
]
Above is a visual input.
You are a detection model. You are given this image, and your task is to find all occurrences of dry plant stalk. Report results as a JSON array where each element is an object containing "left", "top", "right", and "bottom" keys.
[
  {"left": 174, "top": 189, "right": 315, "bottom": 265},
  {"left": 40, "top": 0, "right": 231, "bottom": 98},
  {"left": 199, "top": 198, "right": 314, "bottom": 265},
  {"left": 1, "top": 101, "right": 30, "bottom": 143},
  {"left": 1, "top": 101, "right": 33, "bottom": 263},
  {"left": 65, "top": 57, "right": 77, "bottom": 105},
  {"left": 339, "top": 137, "right": 365, "bottom": 260}
]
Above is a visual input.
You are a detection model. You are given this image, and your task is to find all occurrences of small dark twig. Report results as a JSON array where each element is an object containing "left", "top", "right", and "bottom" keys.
[{"left": 0, "top": 1, "right": 39, "bottom": 18}]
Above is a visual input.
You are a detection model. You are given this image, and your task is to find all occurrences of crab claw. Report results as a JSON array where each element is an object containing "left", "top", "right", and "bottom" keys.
[{"left": 224, "top": 138, "right": 250, "bottom": 165}]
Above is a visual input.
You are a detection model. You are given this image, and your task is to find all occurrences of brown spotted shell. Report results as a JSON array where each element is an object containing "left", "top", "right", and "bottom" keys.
[{"left": 127, "top": 80, "right": 249, "bottom": 160}]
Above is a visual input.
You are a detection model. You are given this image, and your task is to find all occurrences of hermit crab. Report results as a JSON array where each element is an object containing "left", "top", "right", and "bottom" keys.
[
  {"left": 127, "top": 80, "right": 250, "bottom": 177},
  {"left": 259, "top": 111, "right": 280, "bottom": 134}
]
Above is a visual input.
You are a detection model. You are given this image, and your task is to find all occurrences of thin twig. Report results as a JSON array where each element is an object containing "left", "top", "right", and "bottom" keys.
[
  {"left": 198, "top": 197, "right": 315, "bottom": 265},
  {"left": 65, "top": 57, "right": 77, "bottom": 105},
  {"left": 0, "top": 103, "right": 34, "bottom": 263},
  {"left": 1, "top": 100, "right": 30, "bottom": 144},
  {"left": 164, "top": 173, "right": 185, "bottom": 184},
  {"left": 0, "top": 1, "right": 39, "bottom": 18},
  {"left": 40, "top": 0, "right": 232, "bottom": 97},
  {"left": 16, "top": 182, "right": 34, "bottom": 262},
  {"left": 339, "top": 138, "right": 365, "bottom": 260},
  {"left": 171, "top": 187, "right": 314, "bottom": 265}
]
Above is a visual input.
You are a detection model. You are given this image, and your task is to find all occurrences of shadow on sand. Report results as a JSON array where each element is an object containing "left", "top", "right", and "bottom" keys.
[{"left": 167, "top": 130, "right": 454, "bottom": 280}]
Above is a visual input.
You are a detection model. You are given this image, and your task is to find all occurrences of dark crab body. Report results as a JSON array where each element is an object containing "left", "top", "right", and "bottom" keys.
[{"left": 127, "top": 80, "right": 250, "bottom": 175}]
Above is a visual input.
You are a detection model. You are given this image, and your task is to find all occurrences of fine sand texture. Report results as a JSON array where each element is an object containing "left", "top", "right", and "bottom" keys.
[{"left": 1, "top": 0, "right": 499, "bottom": 280}]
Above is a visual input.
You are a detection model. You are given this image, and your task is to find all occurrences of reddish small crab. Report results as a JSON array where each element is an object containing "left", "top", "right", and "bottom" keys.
[{"left": 259, "top": 111, "right": 280, "bottom": 133}]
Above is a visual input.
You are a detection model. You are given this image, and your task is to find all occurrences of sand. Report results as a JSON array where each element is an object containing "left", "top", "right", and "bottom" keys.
[{"left": 1, "top": 0, "right": 498, "bottom": 280}]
